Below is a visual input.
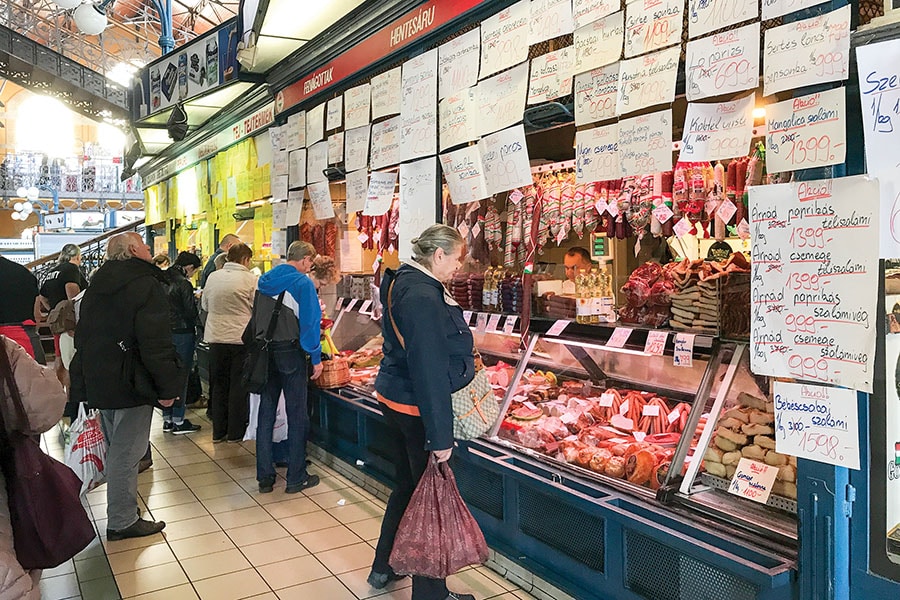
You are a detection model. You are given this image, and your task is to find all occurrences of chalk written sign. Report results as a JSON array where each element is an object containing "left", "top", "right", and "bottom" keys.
[
  {"left": 308, "top": 181, "right": 335, "bottom": 220},
  {"left": 617, "top": 45, "right": 680, "bottom": 116},
  {"left": 364, "top": 171, "right": 398, "bottom": 216},
  {"left": 686, "top": 23, "right": 760, "bottom": 101},
  {"left": 477, "top": 62, "right": 529, "bottom": 136},
  {"left": 576, "top": 123, "right": 620, "bottom": 183},
  {"left": 618, "top": 109, "right": 672, "bottom": 177},
  {"left": 306, "top": 141, "right": 328, "bottom": 184},
  {"left": 480, "top": 0, "right": 530, "bottom": 79},
  {"left": 749, "top": 175, "right": 879, "bottom": 393},
  {"left": 438, "top": 28, "right": 480, "bottom": 100},
  {"left": 479, "top": 125, "right": 533, "bottom": 195},
  {"left": 763, "top": 0, "right": 829, "bottom": 21},
  {"left": 856, "top": 39, "right": 900, "bottom": 174},
  {"left": 728, "top": 458, "right": 780, "bottom": 505},
  {"left": 773, "top": 381, "right": 860, "bottom": 470},
  {"left": 763, "top": 5, "right": 851, "bottom": 97},
  {"left": 346, "top": 169, "right": 369, "bottom": 214},
  {"left": 574, "top": 11, "right": 624, "bottom": 74},
  {"left": 288, "top": 149, "right": 306, "bottom": 189},
  {"left": 328, "top": 132, "right": 344, "bottom": 164},
  {"left": 574, "top": 63, "right": 619, "bottom": 126},
  {"left": 439, "top": 88, "right": 479, "bottom": 152},
  {"left": 344, "top": 125, "right": 371, "bottom": 172},
  {"left": 765, "top": 88, "right": 846, "bottom": 174},
  {"left": 440, "top": 145, "right": 490, "bottom": 205},
  {"left": 306, "top": 102, "right": 325, "bottom": 145},
  {"left": 344, "top": 83, "right": 371, "bottom": 130},
  {"left": 530, "top": 0, "right": 576, "bottom": 45},
  {"left": 689, "top": 0, "right": 758, "bottom": 40},
  {"left": 326, "top": 96, "right": 343, "bottom": 131},
  {"left": 624, "top": 0, "right": 685, "bottom": 58},
  {"left": 371, "top": 67, "right": 402, "bottom": 119},
  {"left": 679, "top": 93, "right": 755, "bottom": 163},
  {"left": 573, "top": 0, "right": 619, "bottom": 28},
  {"left": 286, "top": 111, "right": 306, "bottom": 150},
  {"left": 528, "top": 47, "right": 575, "bottom": 105},
  {"left": 400, "top": 48, "right": 438, "bottom": 163},
  {"left": 370, "top": 116, "right": 402, "bottom": 170},
  {"left": 399, "top": 157, "right": 438, "bottom": 262}
]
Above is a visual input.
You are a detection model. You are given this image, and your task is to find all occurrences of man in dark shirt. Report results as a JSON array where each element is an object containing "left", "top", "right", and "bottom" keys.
[
  {"left": 37, "top": 244, "right": 87, "bottom": 314},
  {"left": 0, "top": 255, "right": 39, "bottom": 324},
  {"left": 199, "top": 233, "right": 240, "bottom": 288}
]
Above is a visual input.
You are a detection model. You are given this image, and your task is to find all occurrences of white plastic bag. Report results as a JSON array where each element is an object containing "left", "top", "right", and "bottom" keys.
[
  {"left": 64, "top": 403, "right": 107, "bottom": 496},
  {"left": 244, "top": 392, "right": 288, "bottom": 443}
]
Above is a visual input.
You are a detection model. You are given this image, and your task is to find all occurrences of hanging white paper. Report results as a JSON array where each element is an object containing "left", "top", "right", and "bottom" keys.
[
  {"left": 288, "top": 149, "right": 306, "bottom": 189},
  {"left": 686, "top": 23, "right": 760, "bottom": 101},
  {"left": 344, "top": 83, "right": 371, "bottom": 130},
  {"left": 271, "top": 175, "right": 288, "bottom": 201},
  {"left": 364, "top": 171, "right": 398, "bottom": 216},
  {"left": 286, "top": 191, "right": 303, "bottom": 225},
  {"left": 272, "top": 201, "right": 288, "bottom": 229},
  {"left": 480, "top": 0, "right": 531, "bottom": 79},
  {"left": 874, "top": 169, "right": 900, "bottom": 258},
  {"left": 616, "top": 45, "right": 680, "bottom": 116},
  {"left": 400, "top": 48, "right": 438, "bottom": 163},
  {"left": 326, "top": 96, "right": 343, "bottom": 131},
  {"left": 618, "top": 109, "right": 672, "bottom": 177},
  {"left": 438, "top": 29, "right": 481, "bottom": 100},
  {"left": 857, "top": 39, "right": 900, "bottom": 174},
  {"left": 306, "top": 103, "right": 325, "bottom": 145},
  {"left": 371, "top": 67, "right": 402, "bottom": 119},
  {"left": 624, "top": 0, "right": 684, "bottom": 58},
  {"left": 439, "top": 88, "right": 479, "bottom": 152},
  {"left": 477, "top": 62, "right": 529, "bottom": 136},
  {"left": 346, "top": 169, "right": 369, "bottom": 214},
  {"left": 344, "top": 125, "right": 371, "bottom": 172},
  {"left": 287, "top": 111, "right": 306, "bottom": 150},
  {"left": 399, "top": 157, "right": 438, "bottom": 262},
  {"left": 574, "top": 11, "right": 624, "bottom": 74},
  {"left": 679, "top": 94, "right": 755, "bottom": 163},
  {"left": 763, "top": 5, "right": 851, "bottom": 97},
  {"left": 439, "top": 146, "right": 490, "bottom": 205},
  {"left": 576, "top": 123, "right": 620, "bottom": 183},
  {"left": 272, "top": 148, "right": 289, "bottom": 177},
  {"left": 371, "top": 116, "right": 402, "bottom": 170},
  {"left": 479, "top": 125, "right": 533, "bottom": 196},
  {"left": 529, "top": 0, "right": 576, "bottom": 45},
  {"left": 271, "top": 230, "right": 287, "bottom": 257},
  {"left": 328, "top": 132, "right": 344, "bottom": 165},
  {"left": 270, "top": 125, "right": 287, "bottom": 152},
  {"left": 765, "top": 88, "right": 846, "bottom": 174},
  {"left": 762, "top": 0, "right": 829, "bottom": 21},
  {"left": 308, "top": 181, "right": 335, "bottom": 220},
  {"left": 306, "top": 141, "right": 328, "bottom": 184},
  {"left": 689, "top": 0, "right": 759, "bottom": 39},
  {"left": 573, "top": 0, "right": 619, "bottom": 28},
  {"left": 528, "top": 47, "right": 575, "bottom": 105},
  {"left": 574, "top": 63, "right": 619, "bottom": 126}
]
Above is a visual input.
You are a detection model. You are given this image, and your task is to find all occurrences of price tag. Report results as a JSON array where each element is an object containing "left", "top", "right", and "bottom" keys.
[
  {"left": 673, "top": 217, "right": 693, "bottom": 238},
  {"left": 633, "top": 431, "right": 647, "bottom": 443},
  {"left": 652, "top": 204, "right": 674, "bottom": 224},
  {"left": 673, "top": 333, "right": 695, "bottom": 367},
  {"left": 642, "top": 404, "right": 660, "bottom": 417},
  {"left": 595, "top": 199, "right": 609, "bottom": 215},
  {"left": 705, "top": 199, "right": 719, "bottom": 217},
  {"left": 619, "top": 398, "right": 630, "bottom": 415},
  {"left": 728, "top": 458, "right": 779, "bottom": 505},
  {"left": 335, "top": 297, "right": 345, "bottom": 312},
  {"left": 372, "top": 258, "right": 381, "bottom": 274},
  {"left": 476, "top": 312, "right": 489, "bottom": 333},
  {"left": 667, "top": 407, "right": 681, "bottom": 424},
  {"left": 458, "top": 222, "right": 470, "bottom": 237},
  {"left": 487, "top": 313, "right": 502, "bottom": 332},
  {"left": 462, "top": 310, "right": 473, "bottom": 325},
  {"left": 545, "top": 319, "right": 570, "bottom": 337},
  {"left": 737, "top": 217, "right": 750, "bottom": 240},
  {"left": 599, "top": 393, "right": 615, "bottom": 407},
  {"left": 503, "top": 315, "right": 518, "bottom": 334},
  {"left": 606, "top": 327, "right": 632, "bottom": 348},
  {"left": 523, "top": 401, "right": 538, "bottom": 411},
  {"left": 718, "top": 199, "right": 737, "bottom": 223},
  {"left": 471, "top": 222, "right": 482, "bottom": 238},
  {"left": 357, "top": 233, "right": 370, "bottom": 244},
  {"left": 644, "top": 330, "right": 668, "bottom": 356},
  {"left": 345, "top": 299, "right": 359, "bottom": 312},
  {"left": 607, "top": 437, "right": 630, "bottom": 444},
  {"left": 606, "top": 202, "right": 620, "bottom": 217},
  {"left": 556, "top": 227, "right": 567, "bottom": 245},
  {"left": 359, "top": 300, "right": 373, "bottom": 314},
  {"left": 509, "top": 189, "right": 524, "bottom": 204}
]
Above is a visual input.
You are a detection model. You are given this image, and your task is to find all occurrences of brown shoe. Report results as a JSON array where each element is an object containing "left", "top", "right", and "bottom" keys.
[{"left": 107, "top": 518, "right": 165, "bottom": 541}]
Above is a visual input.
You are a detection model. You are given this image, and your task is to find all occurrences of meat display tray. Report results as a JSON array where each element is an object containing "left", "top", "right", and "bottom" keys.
[{"left": 700, "top": 473, "right": 798, "bottom": 514}]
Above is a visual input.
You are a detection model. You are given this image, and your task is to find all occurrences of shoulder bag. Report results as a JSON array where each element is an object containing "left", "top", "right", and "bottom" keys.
[
  {"left": 387, "top": 280, "right": 499, "bottom": 440},
  {"left": 242, "top": 291, "right": 286, "bottom": 394}
]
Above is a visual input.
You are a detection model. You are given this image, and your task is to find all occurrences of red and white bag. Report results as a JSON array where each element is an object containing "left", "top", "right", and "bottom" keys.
[{"left": 64, "top": 403, "right": 107, "bottom": 497}]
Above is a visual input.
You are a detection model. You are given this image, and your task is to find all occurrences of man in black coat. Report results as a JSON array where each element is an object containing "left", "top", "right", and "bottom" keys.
[
  {"left": 70, "top": 232, "right": 184, "bottom": 540},
  {"left": 0, "top": 255, "right": 44, "bottom": 363}
]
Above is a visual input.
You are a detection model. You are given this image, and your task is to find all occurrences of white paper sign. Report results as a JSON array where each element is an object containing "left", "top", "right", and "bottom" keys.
[
  {"left": 287, "top": 191, "right": 303, "bottom": 224},
  {"left": 679, "top": 94, "right": 755, "bottom": 162},
  {"left": 439, "top": 146, "right": 490, "bottom": 205},
  {"left": 306, "top": 141, "right": 328, "bottom": 184},
  {"left": 288, "top": 149, "right": 306, "bottom": 189},
  {"left": 439, "top": 88, "right": 479, "bottom": 152},
  {"left": 624, "top": 0, "right": 684, "bottom": 58},
  {"left": 673, "top": 332, "right": 695, "bottom": 367},
  {"left": 689, "top": 0, "right": 759, "bottom": 39},
  {"left": 576, "top": 123, "right": 620, "bottom": 183},
  {"left": 328, "top": 132, "right": 344, "bottom": 164},
  {"left": 477, "top": 62, "right": 529, "bottom": 136},
  {"left": 763, "top": 0, "right": 830, "bottom": 21},
  {"left": 617, "top": 45, "right": 679, "bottom": 116},
  {"left": 346, "top": 169, "right": 369, "bottom": 214},
  {"left": 530, "top": 0, "right": 576, "bottom": 45},
  {"left": 462, "top": 310, "right": 474, "bottom": 325},
  {"left": 286, "top": 112, "right": 306, "bottom": 150},
  {"left": 857, "top": 39, "right": 900, "bottom": 174},
  {"left": 399, "top": 157, "right": 437, "bottom": 262},
  {"left": 607, "top": 327, "right": 633, "bottom": 348},
  {"left": 401, "top": 48, "right": 438, "bottom": 163},
  {"left": 326, "top": 96, "right": 343, "bottom": 131},
  {"left": 479, "top": 125, "right": 533, "bottom": 196},
  {"left": 644, "top": 330, "right": 669, "bottom": 355},
  {"left": 749, "top": 176, "right": 879, "bottom": 393},
  {"left": 503, "top": 315, "right": 518, "bottom": 334},
  {"left": 765, "top": 88, "right": 846, "bottom": 174},
  {"left": 480, "top": 0, "right": 531, "bottom": 79},
  {"left": 574, "top": 11, "right": 625, "bottom": 73},
  {"left": 475, "top": 312, "right": 489, "bottom": 333},
  {"left": 272, "top": 148, "right": 289, "bottom": 177},
  {"left": 546, "top": 319, "right": 571, "bottom": 336},
  {"left": 573, "top": 0, "right": 619, "bottom": 27},
  {"left": 773, "top": 381, "right": 860, "bottom": 470},
  {"left": 344, "top": 125, "right": 371, "bottom": 172},
  {"left": 487, "top": 313, "right": 503, "bottom": 332},
  {"left": 370, "top": 116, "right": 402, "bottom": 170},
  {"left": 271, "top": 230, "right": 287, "bottom": 257},
  {"left": 763, "top": 5, "right": 851, "bottom": 97},
  {"left": 875, "top": 169, "right": 900, "bottom": 258},
  {"left": 371, "top": 67, "right": 402, "bottom": 119},
  {"left": 528, "top": 47, "right": 575, "bottom": 104},
  {"left": 308, "top": 181, "right": 334, "bottom": 220},
  {"left": 438, "top": 29, "right": 481, "bottom": 100},
  {"left": 272, "top": 202, "right": 288, "bottom": 229},
  {"left": 364, "top": 171, "right": 397, "bottom": 216},
  {"left": 306, "top": 103, "right": 325, "bottom": 145},
  {"left": 618, "top": 109, "right": 672, "bottom": 177},
  {"left": 574, "top": 63, "right": 619, "bottom": 126},
  {"left": 686, "top": 23, "right": 761, "bottom": 101},
  {"left": 271, "top": 175, "right": 288, "bottom": 201},
  {"left": 728, "top": 458, "right": 780, "bottom": 504},
  {"left": 344, "top": 83, "right": 371, "bottom": 130}
]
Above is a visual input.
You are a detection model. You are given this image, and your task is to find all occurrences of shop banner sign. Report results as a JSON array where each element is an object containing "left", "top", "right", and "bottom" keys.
[
  {"left": 288, "top": 149, "right": 306, "bottom": 189},
  {"left": 306, "top": 103, "right": 326, "bottom": 145},
  {"left": 763, "top": 5, "right": 851, "bottom": 97},
  {"left": 477, "top": 62, "right": 529, "bottom": 136},
  {"left": 773, "top": 381, "right": 860, "bottom": 470},
  {"left": 287, "top": 111, "right": 306, "bottom": 150},
  {"left": 327, "top": 96, "right": 343, "bottom": 131},
  {"left": 618, "top": 109, "right": 672, "bottom": 177},
  {"left": 529, "top": 0, "right": 576, "bottom": 45},
  {"left": 749, "top": 175, "right": 879, "bottom": 393},
  {"left": 306, "top": 141, "right": 328, "bottom": 184},
  {"left": 686, "top": 23, "right": 760, "bottom": 101},
  {"left": 479, "top": 125, "right": 533, "bottom": 195},
  {"left": 689, "top": 0, "right": 758, "bottom": 39},
  {"left": 308, "top": 181, "right": 335, "bottom": 220},
  {"left": 364, "top": 171, "right": 398, "bottom": 216},
  {"left": 440, "top": 146, "right": 490, "bottom": 205},
  {"left": 573, "top": 0, "right": 619, "bottom": 28},
  {"left": 287, "top": 191, "right": 303, "bottom": 224},
  {"left": 765, "top": 88, "right": 846, "bottom": 174},
  {"left": 399, "top": 157, "right": 438, "bottom": 261},
  {"left": 371, "top": 116, "right": 402, "bottom": 170},
  {"left": 624, "top": 0, "right": 684, "bottom": 58},
  {"left": 528, "top": 47, "right": 575, "bottom": 105},
  {"left": 480, "top": 0, "right": 530, "bottom": 79},
  {"left": 679, "top": 93, "right": 755, "bottom": 163},
  {"left": 574, "top": 63, "right": 619, "bottom": 126},
  {"left": 857, "top": 39, "right": 900, "bottom": 174},
  {"left": 576, "top": 123, "right": 620, "bottom": 183},
  {"left": 344, "top": 125, "right": 371, "bottom": 173},
  {"left": 617, "top": 45, "right": 680, "bottom": 116},
  {"left": 371, "top": 67, "right": 402, "bottom": 119},
  {"left": 439, "top": 88, "right": 480, "bottom": 151},
  {"left": 574, "top": 11, "right": 624, "bottom": 74},
  {"left": 344, "top": 83, "right": 371, "bottom": 129},
  {"left": 438, "top": 29, "right": 480, "bottom": 100},
  {"left": 400, "top": 48, "right": 438, "bottom": 163},
  {"left": 346, "top": 169, "right": 369, "bottom": 214},
  {"left": 763, "top": 0, "right": 830, "bottom": 21}
]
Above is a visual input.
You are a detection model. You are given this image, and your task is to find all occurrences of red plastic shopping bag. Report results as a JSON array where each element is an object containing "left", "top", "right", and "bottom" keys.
[
  {"left": 64, "top": 403, "right": 107, "bottom": 497},
  {"left": 389, "top": 458, "right": 489, "bottom": 578}
]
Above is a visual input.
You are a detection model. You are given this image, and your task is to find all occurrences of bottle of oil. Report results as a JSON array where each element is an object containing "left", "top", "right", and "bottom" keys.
[
  {"left": 482, "top": 267, "right": 493, "bottom": 311},
  {"left": 588, "top": 268, "right": 601, "bottom": 324},
  {"left": 575, "top": 271, "right": 591, "bottom": 324},
  {"left": 597, "top": 261, "right": 615, "bottom": 323}
]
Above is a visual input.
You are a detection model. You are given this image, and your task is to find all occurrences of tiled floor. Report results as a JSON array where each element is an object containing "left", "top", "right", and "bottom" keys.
[{"left": 39, "top": 407, "right": 536, "bottom": 600}]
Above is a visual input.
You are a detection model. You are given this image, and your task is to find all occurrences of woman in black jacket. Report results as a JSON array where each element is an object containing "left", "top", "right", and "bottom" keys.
[{"left": 368, "top": 224, "right": 475, "bottom": 600}]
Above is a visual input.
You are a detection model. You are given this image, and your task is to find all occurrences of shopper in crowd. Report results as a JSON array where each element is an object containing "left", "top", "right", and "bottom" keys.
[
  {"left": 202, "top": 243, "right": 256, "bottom": 443},
  {"left": 0, "top": 335, "right": 67, "bottom": 599},
  {"left": 0, "top": 255, "right": 43, "bottom": 362},
  {"left": 199, "top": 233, "right": 240, "bottom": 288},
  {"left": 368, "top": 224, "right": 475, "bottom": 600},
  {"left": 249, "top": 241, "right": 322, "bottom": 494},
  {"left": 70, "top": 232, "right": 183, "bottom": 540},
  {"left": 161, "top": 251, "right": 202, "bottom": 434},
  {"left": 152, "top": 253, "right": 170, "bottom": 269},
  {"left": 563, "top": 246, "right": 594, "bottom": 283}
]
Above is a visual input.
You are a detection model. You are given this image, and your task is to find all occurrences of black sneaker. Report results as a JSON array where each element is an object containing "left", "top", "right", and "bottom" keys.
[
  {"left": 285, "top": 474, "right": 320, "bottom": 494},
  {"left": 138, "top": 458, "right": 152, "bottom": 473},
  {"left": 367, "top": 569, "right": 406, "bottom": 589},
  {"left": 446, "top": 594, "right": 475, "bottom": 600},
  {"left": 258, "top": 477, "right": 276, "bottom": 494},
  {"left": 162, "top": 422, "right": 173, "bottom": 433},
  {"left": 107, "top": 518, "right": 165, "bottom": 541},
  {"left": 171, "top": 420, "right": 201, "bottom": 435}
]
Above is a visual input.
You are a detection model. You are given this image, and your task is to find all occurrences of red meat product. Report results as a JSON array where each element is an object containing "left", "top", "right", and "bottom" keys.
[
  {"left": 630, "top": 262, "right": 663, "bottom": 286},
  {"left": 517, "top": 427, "right": 556, "bottom": 450},
  {"left": 621, "top": 279, "right": 651, "bottom": 308},
  {"left": 324, "top": 221, "right": 337, "bottom": 257},
  {"left": 300, "top": 222, "right": 313, "bottom": 244},
  {"left": 648, "top": 280, "right": 675, "bottom": 307},
  {"left": 312, "top": 224, "right": 325, "bottom": 255}
]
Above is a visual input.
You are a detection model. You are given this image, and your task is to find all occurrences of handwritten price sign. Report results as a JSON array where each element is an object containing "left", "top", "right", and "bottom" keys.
[
  {"left": 439, "top": 145, "right": 490, "bottom": 205},
  {"left": 477, "top": 62, "right": 529, "bottom": 136},
  {"left": 574, "top": 11, "right": 625, "bottom": 73},
  {"left": 679, "top": 93, "right": 755, "bottom": 163},
  {"left": 529, "top": 0, "right": 576, "bottom": 45},
  {"left": 439, "top": 88, "right": 479, "bottom": 152},
  {"left": 370, "top": 116, "right": 401, "bottom": 170},
  {"left": 306, "top": 141, "right": 328, "bottom": 184},
  {"left": 856, "top": 39, "right": 900, "bottom": 174},
  {"left": 438, "top": 29, "right": 480, "bottom": 100},
  {"left": 617, "top": 45, "right": 680, "bottom": 116},
  {"left": 481, "top": 1, "right": 530, "bottom": 78},
  {"left": 689, "top": 0, "right": 757, "bottom": 40},
  {"left": 306, "top": 102, "right": 325, "bottom": 145},
  {"left": 400, "top": 48, "right": 438, "bottom": 163},
  {"left": 344, "top": 125, "right": 371, "bottom": 172},
  {"left": 618, "top": 109, "right": 672, "bottom": 177},
  {"left": 574, "top": 63, "right": 619, "bottom": 126},
  {"left": 765, "top": 88, "right": 846, "bottom": 174},
  {"left": 343, "top": 83, "right": 371, "bottom": 129},
  {"left": 573, "top": 0, "right": 619, "bottom": 28},
  {"left": 728, "top": 458, "right": 779, "bottom": 504},
  {"left": 528, "top": 47, "right": 574, "bottom": 105},
  {"left": 686, "top": 23, "right": 760, "bottom": 101},
  {"left": 371, "top": 67, "right": 402, "bottom": 119},
  {"left": 479, "top": 125, "right": 533, "bottom": 195},
  {"left": 576, "top": 123, "right": 620, "bottom": 183},
  {"left": 763, "top": 0, "right": 828, "bottom": 21},
  {"left": 624, "top": 0, "right": 685, "bottom": 58},
  {"left": 399, "top": 157, "right": 438, "bottom": 262}
]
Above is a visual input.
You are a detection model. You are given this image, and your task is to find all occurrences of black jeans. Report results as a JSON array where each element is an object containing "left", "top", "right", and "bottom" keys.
[
  {"left": 373, "top": 404, "right": 448, "bottom": 600},
  {"left": 209, "top": 343, "right": 249, "bottom": 441}
]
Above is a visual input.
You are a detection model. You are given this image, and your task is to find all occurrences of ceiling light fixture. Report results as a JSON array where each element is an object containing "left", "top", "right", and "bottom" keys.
[
  {"left": 52, "top": 0, "right": 83, "bottom": 9},
  {"left": 73, "top": 1, "right": 116, "bottom": 36}
]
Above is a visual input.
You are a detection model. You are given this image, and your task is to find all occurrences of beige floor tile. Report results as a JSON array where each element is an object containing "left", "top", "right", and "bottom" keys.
[
  {"left": 103, "top": 532, "right": 166, "bottom": 554},
  {"left": 192, "top": 568, "right": 270, "bottom": 600},
  {"left": 302, "top": 476, "right": 351, "bottom": 496},
  {"left": 326, "top": 501, "right": 385, "bottom": 524},
  {"left": 246, "top": 595, "right": 278, "bottom": 600},
  {"left": 38, "top": 572, "right": 80, "bottom": 600},
  {"left": 144, "top": 489, "right": 198, "bottom": 510},
  {"left": 77, "top": 575, "right": 120, "bottom": 599},
  {"left": 252, "top": 486, "right": 300, "bottom": 505},
  {"left": 205, "top": 445, "right": 251, "bottom": 459},
  {"left": 129, "top": 582, "right": 200, "bottom": 599},
  {"left": 213, "top": 506, "right": 274, "bottom": 529},
  {"left": 182, "top": 470, "right": 234, "bottom": 488},
  {"left": 295, "top": 525, "right": 363, "bottom": 554},
  {"left": 139, "top": 477, "right": 189, "bottom": 497},
  {"left": 513, "top": 590, "right": 538, "bottom": 600},
  {"left": 309, "top": 488, "right": 372, "bottom": 509},
  {"left": 279, "top": 509, "right": 341, "bottom": 535},
  {"left": 138, "top": 467, "right": 180, "bottom": 484},
  {"left": 42, "top": 559, "right": 75, "bottom": 578},
  {"left": 346, "top": 516, "right": 384, "bottom": 541},
  {"left": 165, "top": 453, "right": 213, "bottom": 467},
  {"left": 489, "top": 594, "right": 524, "bottom": 600},
  {"left": 108, "top": 542, "right": 177, "bottom": 574},
  {"left": 201, "top": 492, "right": 259, "bottom": 514},
  {"left": 181, "top": 548, "right": 252, "bottom": 581},
  {"left": 371, "top": 587, "right": 413, "bottom": 600},
  {"left": 226, "top": 519, "right": 290, "bottom": 546},
  {"left": 447, "top": 567, "right": 510, "bottom": 600},
  {"left": 263, "top": 496, "right": 320, "bottom": 519},
  {"left": 173, "top": 461, "right": 224, "bottom": 477},
  {"left": 161, "top": 515, "right": 222, "bottom": 541},
  {"left": 149, "top": 501, "right": 210, "bottom": 523},
  {"left": 218, "top": 454, "right": 257, "bottom": 468},
  {"left": 74, "top": 555, "right": 114, "bottom": 583},
  {"left": 114, "top": 562, "right": 188, "bottom": 597},
  {"left": 337, "top": 567, "right": 411, "bottom": 600},
  {"left": 158, "top": 442, "right": 207, "bottom": 459},
  {"left": 235, "top": 477, "right": 262, "bottom": 493},
  {"left": 192, "top": 481, "right": 246, "bottom": 500},
  {"left": 315, "top": 542, "right": 375, "bottom": 575},
  {"left": 228, "top": 465, "right": 258, "bottom": 480},
  {"left": 76, "top": 536, "right": 106, "bottom": 560},
  {"left": 168, "top": 530, "right": 236, "bottom": 560},
  {"left": 240, "top": 537, "right": 309, "bottom": 567},
  {"left": 257, "top": 554, "right": 330, "bottom": 590},
  {"left": 275, "top": 574, "right": 357, "bottom": 600},
  {"left": 476, "top": 566, "right": 517, "bottom": 592}
]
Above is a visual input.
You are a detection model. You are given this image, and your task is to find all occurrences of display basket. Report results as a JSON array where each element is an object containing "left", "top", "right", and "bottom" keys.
[{"left": 315, "top": 357, "right": 351, "bottom": 389}]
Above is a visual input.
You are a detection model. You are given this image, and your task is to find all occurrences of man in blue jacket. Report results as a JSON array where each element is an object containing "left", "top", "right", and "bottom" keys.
[{"left": 247, "top": 241, "right": 323, "bottom": 493}]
